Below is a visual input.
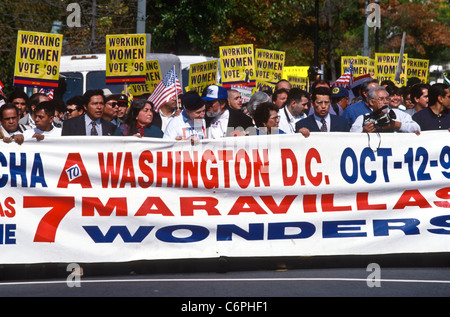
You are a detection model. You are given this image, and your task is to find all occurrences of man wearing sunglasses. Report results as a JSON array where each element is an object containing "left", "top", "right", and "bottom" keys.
[
  {"left": 102, "top": 91, "right": 120, "bottom": 126},
  {"left": 65, "top": 96, "right": 85, "bottom": 120}
]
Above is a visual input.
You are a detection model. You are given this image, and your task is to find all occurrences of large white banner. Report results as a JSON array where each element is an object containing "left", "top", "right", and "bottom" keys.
[{"left": 1, "top": 131, "right": 449, "bottom": 264}]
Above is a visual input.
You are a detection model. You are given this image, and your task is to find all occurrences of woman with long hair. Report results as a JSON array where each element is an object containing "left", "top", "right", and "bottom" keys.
[{"left": 114, "top": 99, "right": 163, "bottom": 138}]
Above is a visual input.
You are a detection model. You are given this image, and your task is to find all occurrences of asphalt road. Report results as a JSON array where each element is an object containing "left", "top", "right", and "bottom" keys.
[
  {"left": 2, "top": 267, "right": 450, "bottom": 297},
  {"left": 1, "top": 254, "right": 450, "bottom": 304}
]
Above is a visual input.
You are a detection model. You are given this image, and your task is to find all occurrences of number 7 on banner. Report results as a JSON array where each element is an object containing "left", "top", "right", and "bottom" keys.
[{"left": 23, "top": 196, "right": 75, "bottom": 243}]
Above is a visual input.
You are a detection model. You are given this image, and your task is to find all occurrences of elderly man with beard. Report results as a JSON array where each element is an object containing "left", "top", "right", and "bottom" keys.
[
  {"left": 204, "top": 85, "right": 229, "bottom": 139},
  {"left": 203, "top": 85, "right": 254, "bottom": 138},
  {"left": 350, "top": 86, "right": 420, "bottom": 134}
]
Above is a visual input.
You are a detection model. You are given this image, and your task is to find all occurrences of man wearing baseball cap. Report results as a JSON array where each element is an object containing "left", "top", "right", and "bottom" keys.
[
  {"left": 163, "top": 92, "right": 207, "bottom": 142},
  {"left": 330, "top": 86, "right": 349, "bottom": 115},
  {"left": 116, "top": 94, "right": 129, "bottom": 126},
  {"left": 203, "top": 84, "right": 229, "bottom": 138},
  {"left": 204, "top": 84, "right": 253, "bottom": 138}
]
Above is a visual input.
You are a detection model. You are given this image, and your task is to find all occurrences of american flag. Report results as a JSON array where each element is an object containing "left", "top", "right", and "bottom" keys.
[
  {"left": 148, "top": 66, "right": 182, "bottom": 112},
  {"left": 351, "top": 73, "right": 372, "bottom": 89},
  {"left": 334, "top": 60, "right": 354, "bottom": 88},
  {"left": 0, "top": 80, "right": 5, "bottom": 98},
  {"left": 39, "top": 88, "right": 54, "bottom": 100}
]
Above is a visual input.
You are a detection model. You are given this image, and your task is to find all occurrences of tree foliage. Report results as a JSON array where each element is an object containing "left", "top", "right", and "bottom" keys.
[
  {"left": 146, "top": 0, "right": 231, "bottom": 54},
  {"left": 378, "top": 0, "right": 450, "bottom": 62},
  {"left": 0, "top": 0, "right": 136, "bottom": 95},
  {"left": 210, "top": 0, "right": 318, "bottom": 66},
  {"left": 0, "top": 0, "right": 61, "bottom": 94},
  {"left": 0, "top": 0, "right": 448, "bottom": 94}
]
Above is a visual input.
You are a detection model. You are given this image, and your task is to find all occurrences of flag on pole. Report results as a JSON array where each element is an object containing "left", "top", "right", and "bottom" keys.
[
  {"left": 148, "top": 66, "right": 182, "bottom": 112},
  {"left": 334, "top": 60, "right": 354, "bottom": 88}
]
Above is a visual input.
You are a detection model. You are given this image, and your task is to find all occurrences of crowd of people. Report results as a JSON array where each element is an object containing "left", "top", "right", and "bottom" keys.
[{"left": 0, "top": 75, "right": 449, "bottom": 145}]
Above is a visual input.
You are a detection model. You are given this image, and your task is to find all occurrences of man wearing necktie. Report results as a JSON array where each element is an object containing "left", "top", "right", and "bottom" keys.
[
  {"left": 296, "top": 87, "right": 350, "bottom": 137},
  {"left": 62, "top": 89, "right": 116, "bottom": 136},
  {"left": 90, "top": 121, "right": 98, "bottom": 136}
]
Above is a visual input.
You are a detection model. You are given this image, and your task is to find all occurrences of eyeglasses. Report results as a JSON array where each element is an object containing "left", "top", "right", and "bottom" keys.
[
  {"left": 269, "top": 116, "right": 280, "bottom": 121},
  {"left": 375, "top": 97, "right": 390, "bottom": 102},
  {"left": 66, "top": 108, "right": 76, "bottom": 113},
  {"left": 107, "top": 102, "right": 118, "bottom": 107}
]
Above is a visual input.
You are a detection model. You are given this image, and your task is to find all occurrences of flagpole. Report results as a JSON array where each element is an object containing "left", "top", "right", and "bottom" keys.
[
  {"left": 395, "top": 32, "right": 406, "bottom": 83},
  {"left": 173, "top": 64, "right": 180, "bottom": 109}
]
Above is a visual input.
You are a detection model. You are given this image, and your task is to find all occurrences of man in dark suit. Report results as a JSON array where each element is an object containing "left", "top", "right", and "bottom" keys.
[
  {"left": 295, "top": 87, "right": 349, "bottom": 137},
  {"left": 62, "top": 89, "right": 116, "bottom": 136}
]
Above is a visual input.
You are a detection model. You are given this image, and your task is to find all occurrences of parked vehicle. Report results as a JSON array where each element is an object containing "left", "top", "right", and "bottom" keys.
[{"left": 57, "top": 53, "right": 181, "bottom": 102}]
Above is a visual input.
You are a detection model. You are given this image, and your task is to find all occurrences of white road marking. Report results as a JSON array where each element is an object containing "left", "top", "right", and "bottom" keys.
[{"left": 1, "top": 277, "right": 450, "bottom": 286}]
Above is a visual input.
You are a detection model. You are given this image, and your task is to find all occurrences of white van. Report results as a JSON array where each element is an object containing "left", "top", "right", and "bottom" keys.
[
  {"left": 58, "top": 53, "right": 182, "bottom": 102},
  {"left": 178, "top": 55, "right": 220, "bottom": 89}
]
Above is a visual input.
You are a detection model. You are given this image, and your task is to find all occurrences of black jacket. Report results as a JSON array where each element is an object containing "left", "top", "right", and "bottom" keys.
[{"left": 61, "top": 114, "right": 116, "bottom": 136}]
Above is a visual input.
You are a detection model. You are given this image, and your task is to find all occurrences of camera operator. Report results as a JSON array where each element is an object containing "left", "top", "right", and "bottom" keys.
[{"left": 350, "top": 86, "right": 420, "bottom": 134}]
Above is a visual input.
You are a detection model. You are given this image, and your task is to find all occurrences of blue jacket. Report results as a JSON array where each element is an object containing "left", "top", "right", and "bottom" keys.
[{"left": 343, "top": 100, "right": 372, "bottom": 127}]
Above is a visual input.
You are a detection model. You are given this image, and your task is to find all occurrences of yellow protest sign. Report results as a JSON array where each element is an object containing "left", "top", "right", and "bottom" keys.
[
  {"left": 407, "top": 58, "right": 429, "bottom": 83},
  {"left": 253, "top": 80, "right": 276, "bottom": 95},
  {"left": 375, "top": 53, "right": 408, "bottom": 87},
  {"left": 282, "top": 66, "right": 309, "bottom": 78},
  {"left": 287, "top": 76, "right": 309, "bottom": 91},
  {"left": 106, "top": 34, "right": 146, "bottom": 85},
  {"left": 255, "top": 49, "right": 285, "bottom": 84},
  {"left": 282, "top": 66, "right": 309, "bottom": 91},
  {"left": 354, "top": 56, "right": 370, "bottom": 76},
  {"left": 188, "top": 60, "right": 218, "bottom": 94},
  {"left": 129, "top": 60, "right": 162, "bottom": 96},
  {"left": 341, "top": 56, "right": 371, "bottom": 77},
  {"left": 14, "top": 30, "right": 63, "bottom": 89},
  {"left": 368, "top": 58, "right": 375, "bottom": 75},
  {"left": 219, "top": 44, "right": 255, "bottom": 88},
  {"left": 341, "top": 56, "right": 354, "bottom": 75}
]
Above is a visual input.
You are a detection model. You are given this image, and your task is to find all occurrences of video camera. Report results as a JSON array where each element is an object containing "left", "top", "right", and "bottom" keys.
[{"left": 363, "top": 105, "right": 396, "bottom": 129}]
